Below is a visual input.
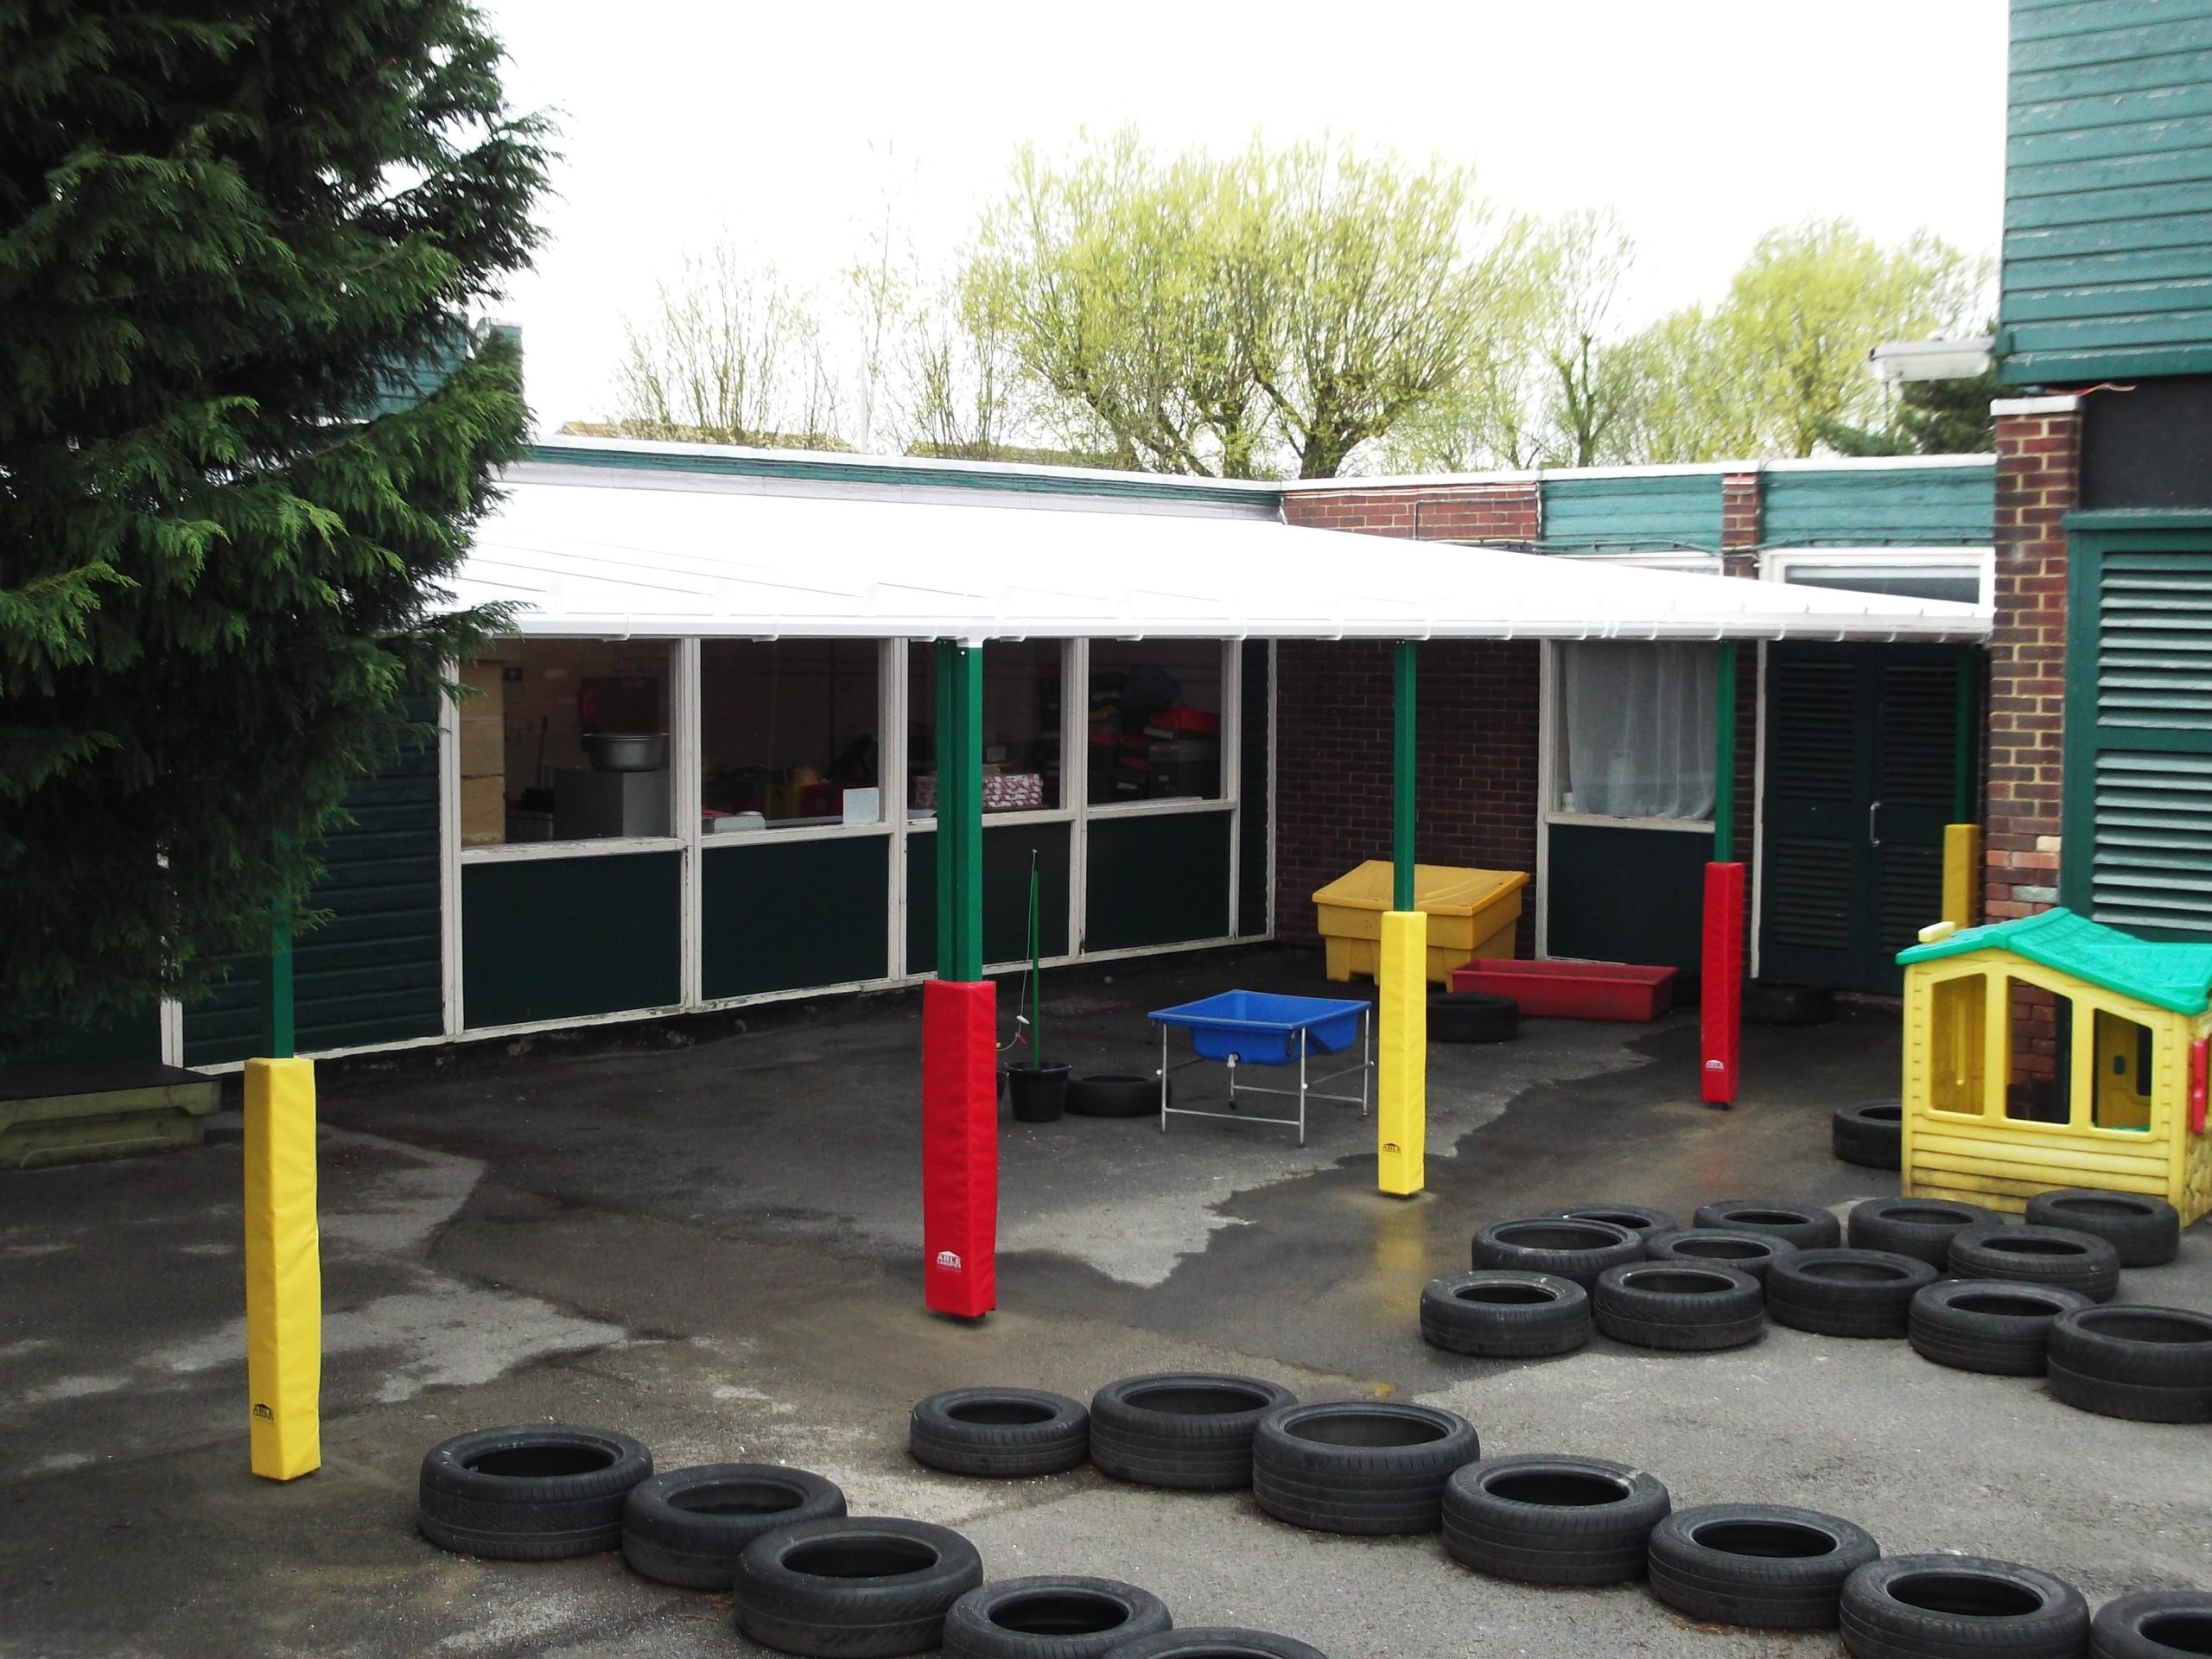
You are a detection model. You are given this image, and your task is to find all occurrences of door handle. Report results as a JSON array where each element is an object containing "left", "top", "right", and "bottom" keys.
[{"left": 1868, "top": 800, "right": 1884, "bottom": 847}]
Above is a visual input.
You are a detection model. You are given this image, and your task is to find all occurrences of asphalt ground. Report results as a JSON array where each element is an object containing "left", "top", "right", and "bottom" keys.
[{"left": 2, "top": 944, "right": 2205, "bottom": 1658}]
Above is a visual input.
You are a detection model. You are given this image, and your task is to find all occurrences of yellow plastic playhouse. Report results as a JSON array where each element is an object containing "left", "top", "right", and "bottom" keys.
[{"left": 1897, "top": 907, "right": 2212, "bottom": 1224}]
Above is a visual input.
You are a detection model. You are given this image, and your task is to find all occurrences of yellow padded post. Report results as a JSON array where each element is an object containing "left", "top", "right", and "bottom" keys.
[
  {"left": 1376, "top": 909, "right": 1427, "bottom": 1197},
  {"left": 244, "top": 1057, "right": 321, "bottom": 1480},
  {"left": 1942, "top": 823, "right": 1981, "bottom": 931}
]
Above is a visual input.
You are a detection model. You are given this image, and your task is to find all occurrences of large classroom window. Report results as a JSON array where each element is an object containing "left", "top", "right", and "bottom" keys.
[
  {"left": 907, "top": 640, "right": 1065, "bottom": 817},
  {"left": 698, "top": 640, "right": 884, "bottom": 833},
  {"left": 1553, "top": 641, "right": 1718, "bottom": 821},
  {"left": 1086, "top": 640, "right": 1226, "bottom": 804},
  {"left": 459, "top": 639, "right": 674, "bottom": 847}
]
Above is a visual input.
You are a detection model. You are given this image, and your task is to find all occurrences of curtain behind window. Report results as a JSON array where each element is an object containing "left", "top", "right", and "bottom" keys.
[{"left": 1557, "top": 642, "right": 1718, "bottom": 820}]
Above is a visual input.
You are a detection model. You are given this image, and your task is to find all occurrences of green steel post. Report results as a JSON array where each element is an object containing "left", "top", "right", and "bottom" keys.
[
  {"left": 264, "top": 894, "right": 296, "bottom": 1059},
  {"left": 1393, "top": 641, "right": 1417, "bottom": 911},
  {"left": 934, "top": 643, "right": 985, "bottom": 982},
  {"left": 1953, "top": 647, "right": 1978, "bottom": 824},
  {"left": 1713, "top": 641, "right": 1738, "bottom": 863}
]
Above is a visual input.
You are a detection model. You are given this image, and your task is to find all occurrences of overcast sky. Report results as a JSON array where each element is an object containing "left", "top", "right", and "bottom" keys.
[{"left": 478, "top": 0, "right": 2009, "bottom": 436}]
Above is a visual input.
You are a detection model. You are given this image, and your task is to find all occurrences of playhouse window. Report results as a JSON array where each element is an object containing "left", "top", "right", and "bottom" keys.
[
  {"left": 1929, "top": 975, "right": 1987, "bottom": 1116},
  {"left": 2091, "top": 1008, "right": 2155, "bottom": 1132},
  {"left": 2005, "top": 979, "right": 2074, "bottom": 1124}
]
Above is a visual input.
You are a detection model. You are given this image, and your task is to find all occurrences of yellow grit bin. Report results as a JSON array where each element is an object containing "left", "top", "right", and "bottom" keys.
[{"left": 1897, "top": 908, "right": 2212, "bottom": 1224}]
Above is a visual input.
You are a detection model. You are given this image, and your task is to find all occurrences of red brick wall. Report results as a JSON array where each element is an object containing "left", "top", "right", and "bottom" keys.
[
  {"left": 1721, "top": 471, "right": 1763, "bottom": 553},
  {"left": 1274, "top": 639, "right": 1541, "bottom": 950},
  {"left": 1281, "top": 482, "right": 1539, "bottom": 542},
  {"left": 1986, "top": 403, "right": 2081, "bottom": 923}
]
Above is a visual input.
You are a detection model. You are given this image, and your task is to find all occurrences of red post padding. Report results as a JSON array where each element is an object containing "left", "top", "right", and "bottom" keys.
[
  {"left": 923, "top": 979, "right": 998, "bottom": 1318},
  {"left": 1701, "top": 862, "right": 1745, "bottom": 1105}
]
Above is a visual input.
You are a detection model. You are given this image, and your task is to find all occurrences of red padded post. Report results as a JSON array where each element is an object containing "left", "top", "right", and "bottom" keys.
[
  {"left": 1701, "top": 861, "right": 1745, "bottom": 1106},
  {"left": 923, "top": 978, "right": 998, "bottom": 1318}
]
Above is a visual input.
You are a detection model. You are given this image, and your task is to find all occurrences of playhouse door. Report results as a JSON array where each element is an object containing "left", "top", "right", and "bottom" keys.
[{"left": 1761, "top": 644, "right": 1967, "bottom": 995}]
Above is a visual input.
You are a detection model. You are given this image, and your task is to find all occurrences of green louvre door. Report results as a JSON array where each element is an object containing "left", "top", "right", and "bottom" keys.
[
  {"left": 2063, "top": 540, "right": 2212, "bottom": 938},
  {"left": 1761, "top": 645, "right": 1966, "bottom": 994}
]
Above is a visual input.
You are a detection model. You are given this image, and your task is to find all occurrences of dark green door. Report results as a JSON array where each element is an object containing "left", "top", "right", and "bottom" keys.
[{"left": 1761, "top": 644, "right": 1967, "bottom": 994}]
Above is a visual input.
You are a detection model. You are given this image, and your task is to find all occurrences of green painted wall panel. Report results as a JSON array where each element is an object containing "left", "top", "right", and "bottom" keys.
[
  {"left": 2002, "top": 0, "right": 2212, "bottom": 383},
  {"left": 462, "top": 853, "right": 681, "bottom": 1028},
  {"left": 1085, "top": 813, "right": 1234, "bottom": 953},
  {"left": 183, "top": 728, "right": 443, "bottom": 1067},
  {"left": 906, "top": 822, "right": 1071, "bottom": 974},
  {"left": 1540, "top": 474, "right": 1723, "bottom": 550},
  {"left": 1761, "top": 467, "right": 1995, "bottom": 547},
  {"left": 702, "top": 836, "right": 891, "bottom": 998},
  {"left": 1545, "top": 823, "right": 1711, "bottom": 971}
]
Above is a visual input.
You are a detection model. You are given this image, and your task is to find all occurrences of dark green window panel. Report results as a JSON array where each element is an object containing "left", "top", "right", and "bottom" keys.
[
  {"left": 1545, "top": 823, "right": 1710, "bottom": 971},
  {"left": 906, "top": 822, "right": 1070, "bottom": 974},
  {"left": 463, "top": 853, "right": 681, "bottom": 1028},
  {"left": 702, "top": 836, "right": 891, "bottom": 998},
  {"left": 1085, "top": 812, "right": 1233, "bottom": 953}
]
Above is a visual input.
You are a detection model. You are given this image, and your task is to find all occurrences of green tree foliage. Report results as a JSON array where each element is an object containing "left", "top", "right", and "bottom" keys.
[
  {"left": 969, "top": 133, "right": 1520, "bottom": 479},
  {"left": 1818, "top": 365, "right": 2000, "bottom": 456},
  {"left": 0, "top": 2, "right": 550, "bottom": 1050}
]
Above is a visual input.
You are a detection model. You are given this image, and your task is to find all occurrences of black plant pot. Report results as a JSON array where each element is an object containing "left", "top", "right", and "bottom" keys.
[{"left": 1006, "top": 1062, "right": 1071, "bottom": 1122}]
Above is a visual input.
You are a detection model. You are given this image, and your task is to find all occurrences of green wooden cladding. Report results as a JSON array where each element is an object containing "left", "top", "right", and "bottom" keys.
[
  {"left": 462, "top": 852, "right": 682, "bottom": 1028},
  {"left": 702, "top": 836, "right": 890, "bottom": 998},
  {"left": 1761, "top": 467, "right": 1995, "bottom": 546},
  {"left": 182, "top": 735, "right": 444, "bottom": 1066},
  {"left": 1084, "top": 812, "right": 1233, "bottom": 952},
  {"left": 2001, "top": 0, "right": 2212, "bottom": 383},
  {"left": 1541, "top": 474, "right": 1724, "bottom": 551}
]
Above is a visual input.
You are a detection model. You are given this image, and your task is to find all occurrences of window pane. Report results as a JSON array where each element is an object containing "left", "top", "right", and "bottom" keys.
[
  {"left": 1088, "top": 640, "right": 1224, "bottom": 804},
  {"left": 1785, "top": 569, "right": 1982, "bottom": 605},
  {"left": 1929, "top": 974, "right": 1987, "bottom": 1116},
  {"left": 698, "top": 640, "right": 882, "bottom": 833},
  {"left": 1555, "top": 642, "right": 1717, "bottom": 819},
  {"left": 908, "top": 641, "right": 1064, "bottom": 816},
  {"left": 2005, "top": 977, "right": 2074, "bottom": 1122},
  {"left": 2091, "top": 1007, "right": 2155, "bottom": 1131},
  {"left": 460, "top": 640, "right": 673, "bottom": 846}
]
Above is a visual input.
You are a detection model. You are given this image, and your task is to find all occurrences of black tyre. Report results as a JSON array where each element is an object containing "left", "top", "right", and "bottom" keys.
[
  {"left": 734, "top": 1516, "right": 985, "bottom": 1658},
  {"left": 418, "top": 1424, "right": 653, "bottom": 1561},
  {"left": 910, "top": 1388, "right": 1090, "bottom": 1478},
  {"left": 1250, "top": 1401, "right": 1480, "bottom": 1535},
  {"left": 1088, "top": 1373, "right": 1297, "bottom": 1491},
  {"left": 1471, "top": 1217, "right": 1643, "bottom": 1287},
  {"left": 621, "top": 1462, "right": 846, "bottom": 1590},
  {"left": 1694, "top": 1199, "right": 1843, "bottom": 1251},
  {"left": 1103, "top": 1630, "right": 1327, "bottom": 1659},
  {"left": 1947, "top": 1224, "right": 2121, "bottom": 1304},
  {"left": 943, "top": 1576, "right": 1172, "bottom": 1659},
  {"left": 1766, "top": 1249, "right": 1940, "bottom": 1340},
  {"left": 1848, "top": 1198, "right": 2001, "bottom": 1268},
  {"left": 1427, "top": 991, "right": 1520, "bottom": 1044},
  {"left": 2044, "top": 1306, "right": 2212, "bottom": 1422},
  {"left": 1066, "top": 1075, "right": 1167, "bottom": 1119},
  {"left": 1840, "top": 1555, "right": 2089, "bottom": 1659},
  {"left": 2024, "top": 1190, "right": 2182, "bottom": 1268},
  {"left": 1440, "top": 1454, "right": 1670, "bottom": 1586},
  {"left": 1592, "top": 1262, "right": 1765, "bottom": 1351},
  {"left": 1539, "top": 1203, "right": 1679, "bottom": 1237},
  {"left": 1643, "top": 1228, "right": 1798, "bottom": 1287},
  {"left": 1648, "top": 1503, "right": 1880, "bottom": 1630},
  {"left": 1419, "top": 1272, "right": 1590, "bottom": 1359},
  {"left": 1833, "top": 1101, "right": 1904, "bottom": 1170},
  {"left": 2092, "top": 1591, "right": 2212, "bottom": 1659},
  {"left": 1908, "top": 1281, "right": 2091, "bottom": 1377},
  {"left": 1744, "top": 979, "right": 1836, "bottom": 1027}
]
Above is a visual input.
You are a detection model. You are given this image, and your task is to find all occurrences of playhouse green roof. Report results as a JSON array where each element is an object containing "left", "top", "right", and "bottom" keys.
[{"left": 1897, "top": 907, "right": 2212, "bottom": 1016}]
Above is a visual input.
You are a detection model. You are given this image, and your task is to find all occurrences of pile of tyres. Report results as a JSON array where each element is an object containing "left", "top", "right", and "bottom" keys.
[{"left": 1420, "top": 1192, "right": 2211, "bottom": 1424}]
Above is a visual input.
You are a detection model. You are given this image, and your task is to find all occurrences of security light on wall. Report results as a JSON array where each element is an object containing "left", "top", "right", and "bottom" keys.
[{"left": 1869, "top": 336, "right": 1996, "bottom": 384}]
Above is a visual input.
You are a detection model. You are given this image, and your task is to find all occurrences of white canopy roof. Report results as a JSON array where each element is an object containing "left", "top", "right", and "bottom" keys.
[{"left": 454, "top": 463, "right": 1991, "bottom": 644}]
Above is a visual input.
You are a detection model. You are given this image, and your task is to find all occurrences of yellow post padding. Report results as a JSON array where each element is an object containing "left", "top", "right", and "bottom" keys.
[
  {"left": 1376, "top": 909, "right": 1427, "bottom": 1197},
  {"left": 244, "top": 1057, "right": 321, "bottom": 1480},
  {"left": 1942, "top": 823, "right": 1982, "bottom": 931}
]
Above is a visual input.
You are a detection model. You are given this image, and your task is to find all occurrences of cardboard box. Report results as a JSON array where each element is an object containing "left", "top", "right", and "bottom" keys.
[{"left": 460, "top": 775, "right": 505, "bottom": 845}]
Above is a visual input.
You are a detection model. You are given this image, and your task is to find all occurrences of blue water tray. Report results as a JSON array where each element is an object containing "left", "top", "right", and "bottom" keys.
[{"left": 1148, "top": 991, "right": 1368, "bottom": 1065}]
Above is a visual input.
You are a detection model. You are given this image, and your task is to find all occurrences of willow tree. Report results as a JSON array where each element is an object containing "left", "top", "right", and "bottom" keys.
[
  {"left": 0, "top": 3, "right": 548, "bottom": 1051},
  {"left": 969, "top": 133, "right": 1521, "bottom": 479}
]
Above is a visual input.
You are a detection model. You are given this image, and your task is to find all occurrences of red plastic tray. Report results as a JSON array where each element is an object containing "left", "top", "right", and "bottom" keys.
[{"left": 1449, "top": 959, "right": 1678, "bottom": 1021}]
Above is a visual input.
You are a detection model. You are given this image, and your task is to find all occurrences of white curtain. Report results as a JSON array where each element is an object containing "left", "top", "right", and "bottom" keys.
[{"left": 1557, "top": 642, "right": 1719, "bottom": 820}]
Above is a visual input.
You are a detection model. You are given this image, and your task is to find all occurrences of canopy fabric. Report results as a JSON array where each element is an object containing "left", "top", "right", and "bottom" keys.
[{"left": 453, "top": 463, "right": 1992, "bottom": 645}]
